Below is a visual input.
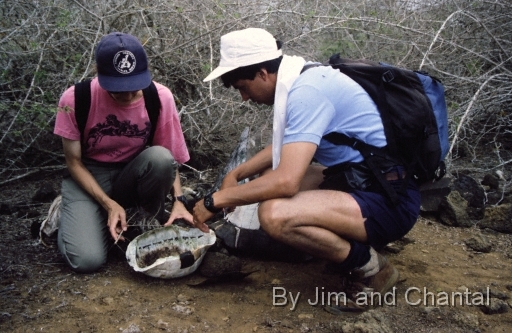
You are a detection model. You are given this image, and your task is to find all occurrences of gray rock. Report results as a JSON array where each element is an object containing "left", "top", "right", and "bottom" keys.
[
  {"left": 479, "top": 204, "right": 512, "bottom": 233},
  {"left": 420, "top": 176, "right": 452, "bottom": 213},
  {"left": 439, "top": 191, "right": 474, "bottom": 227},
  {"left": 328, "top": 310, "right": 393, "bottom": 333},
  {"left": 171, "top": 304, "right": 195, "bottom": 315},
  {"left": 199, "top": 251, "right": 243, "bottom": 277},
  {"left": 464, "top": 233, "right": 492, "bottom": 253},
  {"left": 384, "top": 242, "right": 404, "bottom": 254},
  {"left": 177, "top": 293, "right": 192, "bottom": 303},
  {"left": 481, "top": 174, "right": 500, "bottom": 190},
  {"left": 101, "top": 296, "right": 114, "bottom": 305},
  {"left": 453, "top": 174, "right": 486, "bottom": 209},
  {"left": 480, "top": 298, "right": 510, "bottom": 314},
  {"left": 480, "top": 288, "right": 510, "bottom": 301},
  {"left": 451, "top": 311, "right": 480, "bottom": 330},
  {"left": 122, "top": 324, "right": 141, "bottom": 333},
  {"left": 384, "top": 237, "right": 414, "bottom": 254},
  {"left": 420, "top": 306, "right": 441, "bottom": 315},
  {"left": 453, "top": 174, "right": 485, "bottom": 220}
]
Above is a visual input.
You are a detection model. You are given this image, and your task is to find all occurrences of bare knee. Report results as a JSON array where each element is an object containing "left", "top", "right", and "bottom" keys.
[{"left": 258, "top": 200, "right": 288, "bottom": 240}]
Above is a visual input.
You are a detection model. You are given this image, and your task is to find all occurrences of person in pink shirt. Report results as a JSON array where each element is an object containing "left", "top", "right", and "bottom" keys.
[{"left": 54, "top": 32, "right": 192, "bottom": 273}]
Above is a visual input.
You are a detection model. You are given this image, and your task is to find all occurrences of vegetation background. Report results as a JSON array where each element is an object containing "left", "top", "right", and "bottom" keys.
[
  {"left": 1, "top": 0, "right": 511, "bottom": 187},
  {"left": 1, "top": 2, "right": 512, "bottom": 333}
]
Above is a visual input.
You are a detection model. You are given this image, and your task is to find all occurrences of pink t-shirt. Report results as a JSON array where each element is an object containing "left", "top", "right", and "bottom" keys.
[{"left": 54, "top": 78, "right": 190, "bottom": 164}]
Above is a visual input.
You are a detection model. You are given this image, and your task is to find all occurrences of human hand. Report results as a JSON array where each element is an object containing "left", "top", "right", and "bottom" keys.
[
  {"left": 106, "top": 200, "right": 127, "bottom": 242},
  {"left": 192, "top": 199, "right": 214, "bottom": 233},
  {"left": 163, "top": 201, "right": 194, "bottom": 227}
]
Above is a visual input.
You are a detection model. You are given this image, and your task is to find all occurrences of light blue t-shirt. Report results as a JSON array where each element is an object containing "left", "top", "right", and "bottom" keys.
[{"left": 283, "top": 64, "right": 386, "bottom": 166}]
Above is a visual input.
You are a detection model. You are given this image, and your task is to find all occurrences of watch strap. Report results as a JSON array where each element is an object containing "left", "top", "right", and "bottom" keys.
[
  {"left": 203, "top": 193, "right": 221, "bottom": 213},
  {"left": 175, "top": 195, "right": 188, "bottom": 206}
]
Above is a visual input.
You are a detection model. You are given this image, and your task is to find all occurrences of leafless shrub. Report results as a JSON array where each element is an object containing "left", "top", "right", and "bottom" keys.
[{"left": 0, "top": 0, "right": 510, "bottom": 185}]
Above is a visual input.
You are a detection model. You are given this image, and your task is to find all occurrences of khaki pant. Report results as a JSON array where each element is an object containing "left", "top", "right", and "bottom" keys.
[{"left": 58, "top": 146, "right": 177, "bottom": 273}]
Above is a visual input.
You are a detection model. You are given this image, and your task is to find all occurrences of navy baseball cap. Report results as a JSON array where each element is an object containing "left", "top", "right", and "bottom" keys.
[{"left": 95, "top": 32, "right": 152, "bottom": 92}]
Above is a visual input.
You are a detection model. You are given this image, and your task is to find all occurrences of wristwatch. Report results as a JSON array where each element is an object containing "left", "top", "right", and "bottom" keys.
[
  {"left": 175, "top": 195, "right": 188, "bottom": 206},
  {"left": 203, "top": 193, "right": 221, "bottom": 213}
]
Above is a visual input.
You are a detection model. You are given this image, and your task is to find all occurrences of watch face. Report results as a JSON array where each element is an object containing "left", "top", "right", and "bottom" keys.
[
  {"left": 204, "top": 194, "right": 219, "bottom": 213},
  {"left": 204, "top": 195, "right": 213, "bottom": 209},
  {"left": 176, "top": 195, "right": 187, "bottom": 204}
]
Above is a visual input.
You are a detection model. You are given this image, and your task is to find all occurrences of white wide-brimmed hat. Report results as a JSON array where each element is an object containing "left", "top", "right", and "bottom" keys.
[{"left": 203, "top": 28, "right": 282, "bottom": 82}]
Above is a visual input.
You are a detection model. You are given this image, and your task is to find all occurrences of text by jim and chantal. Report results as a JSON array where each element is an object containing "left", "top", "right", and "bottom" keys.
[{"left": 272, "top": 286, "right": 491, "bottom": 311}]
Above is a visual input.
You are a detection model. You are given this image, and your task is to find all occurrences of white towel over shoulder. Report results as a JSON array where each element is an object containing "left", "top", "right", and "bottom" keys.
[
  {"left": 226, "top": 56, "right": 305, "bottom": 230},
  {"left": 272, "top": 55, "right": 306, "bottom": 169}
]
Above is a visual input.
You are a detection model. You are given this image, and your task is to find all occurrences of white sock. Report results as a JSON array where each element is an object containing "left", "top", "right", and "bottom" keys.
[{"left": 358, "top": 248, "right": 382, "bottom": 278}]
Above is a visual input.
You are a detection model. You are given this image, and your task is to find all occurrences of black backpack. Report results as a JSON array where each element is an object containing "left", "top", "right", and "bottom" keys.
[
  {"left": 307, "top": 54, "right": 449, "bottom": 205},
  {"left": 73, "top": 80, "right": 161, "bottom": 146}
]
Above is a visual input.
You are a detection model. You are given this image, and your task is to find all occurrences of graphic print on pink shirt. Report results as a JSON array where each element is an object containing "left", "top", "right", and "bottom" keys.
[{"left": 85, "top": 114, "right": 150, "bottom": 151}]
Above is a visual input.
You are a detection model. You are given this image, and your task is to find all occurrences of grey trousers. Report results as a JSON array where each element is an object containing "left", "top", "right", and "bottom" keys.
[{"left": 57, "top": 146, "right": 177, "bottom": 273}]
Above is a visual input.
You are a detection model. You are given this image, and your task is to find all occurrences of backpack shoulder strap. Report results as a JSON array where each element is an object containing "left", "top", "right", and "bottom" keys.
[
  {"left": 328, "top": 60, "right": 400, "bottom": 158},
  {"left": 74, "top": 80, "right": 161, "bottom": 146},
  {"left": 323, "top": 132, "right": 401, "bottom": 205},
  {"left": 142, "top": 81, "right": 161, "bottom": 145},
  {"left": 74, "top": 79, "right": 92, "bottom": 145}
]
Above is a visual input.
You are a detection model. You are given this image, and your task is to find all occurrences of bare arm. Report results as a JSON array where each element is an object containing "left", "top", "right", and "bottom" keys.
[
  {"left": 220, "top": 144, "right": 273, "bottom": 190},
  {"left": 62, "top": 138, "right": 127, "bottom": 241},
  {"left": 193, "top": 142, "right": 317, "bottom": 232},
  {"left": 163, "top": 169, "right": 194, "bottom": 226}
]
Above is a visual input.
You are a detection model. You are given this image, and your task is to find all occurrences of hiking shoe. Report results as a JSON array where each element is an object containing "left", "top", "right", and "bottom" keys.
[
  {"left": 350, "top": 253, "right": 400, "bottom": 295},
  {"left": 325, "top": 250, "right": 399, "bottom": 314},
  {"left": 208, "top": 219, "right": 240, "bottom": 249},
  {"left": 359, "top": 256, "right": 400, "bottom": 295}
]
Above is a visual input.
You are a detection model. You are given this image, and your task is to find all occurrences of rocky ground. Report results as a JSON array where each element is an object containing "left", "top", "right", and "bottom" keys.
[{"left": 0, "top": 169, "right": 511, "bottom": 333}]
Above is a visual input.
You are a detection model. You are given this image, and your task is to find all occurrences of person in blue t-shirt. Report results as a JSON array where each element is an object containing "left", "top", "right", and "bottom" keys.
[{"left": 193, "top": 28, "right": 420, "bottom": 311}]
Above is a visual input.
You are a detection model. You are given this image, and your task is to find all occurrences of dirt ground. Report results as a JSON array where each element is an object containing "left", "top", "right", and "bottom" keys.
[{"left": 1, "top": 173, "right": 511, "bottom": 333}]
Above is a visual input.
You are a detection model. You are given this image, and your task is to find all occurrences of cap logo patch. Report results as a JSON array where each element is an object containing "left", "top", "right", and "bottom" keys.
[{"left": 113, "top": 50, "right": 136, "bottom": 74}]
